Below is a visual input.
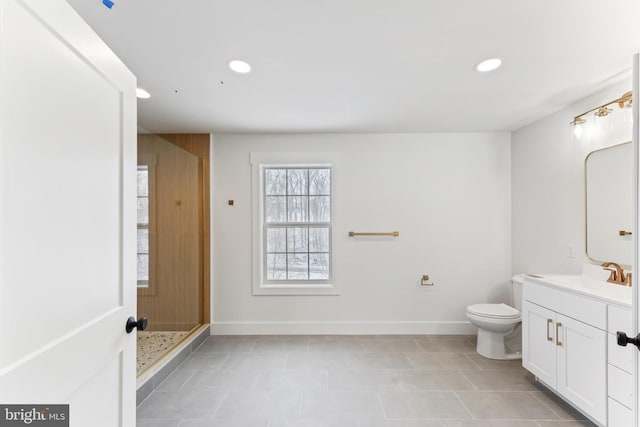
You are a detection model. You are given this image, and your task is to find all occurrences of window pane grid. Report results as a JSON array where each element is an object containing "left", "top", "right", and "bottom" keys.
[
  {"left": 137, "top": 166, "right": 150, "bottom": 287},
  {"left": 264, "top": 166, "right": 331, "bottom": 283}
]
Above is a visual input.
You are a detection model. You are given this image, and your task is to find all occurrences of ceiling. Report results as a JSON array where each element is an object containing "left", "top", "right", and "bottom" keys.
[{"left": 66, "top": 0, "right": 640, "bottom": 134}]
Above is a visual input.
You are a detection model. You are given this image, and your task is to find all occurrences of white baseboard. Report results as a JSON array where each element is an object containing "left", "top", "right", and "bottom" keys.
[{"left": 210, "top": 321, "right": 477, "bottom": 335}]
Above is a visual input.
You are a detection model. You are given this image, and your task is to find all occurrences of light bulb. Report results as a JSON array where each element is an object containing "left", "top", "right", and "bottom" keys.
[
  {"left": 570, "top": 116, "right": 587, "bottom": 142},
  {"left": 623, "top": 106, "right": 633, "bottom": 124},
  {"left": 572, "top": 123, "right": 583, "bottom": 141},
  {"left": 594, "top": 111, "right": 613, "bottom": 133}
]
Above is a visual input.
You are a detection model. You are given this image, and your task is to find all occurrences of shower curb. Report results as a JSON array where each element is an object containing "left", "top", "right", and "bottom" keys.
[{"left": 136, "top": 324, "right": 210, "bottom": 406}]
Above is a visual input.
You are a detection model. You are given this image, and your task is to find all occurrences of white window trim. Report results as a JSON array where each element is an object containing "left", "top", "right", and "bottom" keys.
[{"left": 251, "top": 152, "right": 341, "bottom": 296}]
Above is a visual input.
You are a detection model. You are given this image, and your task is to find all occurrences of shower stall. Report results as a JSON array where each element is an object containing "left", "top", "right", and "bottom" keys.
[{"left": 136, "top": 133, "right": 209, "bottom": 377}]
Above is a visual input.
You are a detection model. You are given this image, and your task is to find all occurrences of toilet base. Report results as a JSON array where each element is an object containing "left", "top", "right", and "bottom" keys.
[{"left": 476, "top": 328, "right": 522, "bottom": 360}]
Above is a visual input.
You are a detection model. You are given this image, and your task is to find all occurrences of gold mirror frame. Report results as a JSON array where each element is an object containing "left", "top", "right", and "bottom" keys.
[{"left": 584, "top": 140, "right": 633, "bottom": 267}]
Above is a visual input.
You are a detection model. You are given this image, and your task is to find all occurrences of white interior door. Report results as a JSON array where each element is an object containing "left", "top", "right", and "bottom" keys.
[
  {"left": 633, "top": 51, "right": 640, "bottom": 427},
  {"left": 0, "top": 0, "right": 136, "bottom": 426}
]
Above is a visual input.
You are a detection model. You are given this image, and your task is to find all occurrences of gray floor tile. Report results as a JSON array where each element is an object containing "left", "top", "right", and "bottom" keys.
[
  {"left": 363, "top": 339, "right": 422, "bottom": 353},
  {"left": 255, "top": 370, "right": 328, "bottom": 391},
  {"left": 252, "top": 337, "right": 310, "bottom": 353},
  {"left": 221, "top": 352, "right": 287, "bottom": 370},
  {"left": 534, "top": 422, "right": 597, "bottom": 426},
  {"left": 137, "top": 420, "right": 180, "bottom": 427},
  {"left": 308, "top": 337, "right": 365, "bottom": 353},
  {"left": 182, "top": 369, "right": 260, "bottom": 391},
  {"left": 372, "top": 335, "right": 427, "bottom": 340},
  {"left": 136, "top": 335, "right": 595, "bottom": 427},
  {"left": 348, "top": 353, "right": 412, "bottom": 369},
  {"left": 180, "top": 419, "right": 269, "bottom": 426},
  {"left": 415, "top": 337, "right": 476, "bottom": 353},
  {"left": 379, "top": 391, "right": 471, "bottom": 419},
  {"left": 395, "top": 370, "right": 475, "bottom": 391},
  {"left": 445, "top": 421, "right": 538, "bottom": 426},
  {"left": 197, "top": 337, "right": 257, "bottom": 353},
  {"left": 178, "top": 354, "right": 230, "bottom": 370},
  {"left": 405, "top": 353, "right": 478, "bottom": 370},
  {"left": 157, "top": 369, "right": 196, "bottom": 392},
  {"left": 137, "top": 380, "right": 154, "bottom": 407},
  {"left": 301, "top": 391, "right": 385, "bottom": 419},
  {"left": 460, "top": 370, "right": 537, "bottom": 391},
  {"left": 363, "top": 420, "right": 447, "bottom": 426},
  {"left": 214, "top": 391, "right": 301, "bottom": 419},
  {"left": 137, "top": 389, "right": 226, "bottom": 419},
  {"left": 270, "top": 420, "right": 358, "bottom": 427},
  {"left": 455, "top": 391, "right": 560, "bottom": 420},
  {"left": 287, "top": 352, "right": 349, "bottom": 370},
  {"left": 328, "top": 369, "right": 400, "bottom": 391},
  {"left": 463, "top": 353, "right": 523, "bottom": 370},
  {"left": 530, "top": 390, "right": 591, "bottom": 421}
]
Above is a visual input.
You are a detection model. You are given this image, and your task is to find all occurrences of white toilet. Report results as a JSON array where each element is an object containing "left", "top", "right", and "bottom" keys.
[{"left": 466, "top": 274, "right": 524, "bottom": 360}]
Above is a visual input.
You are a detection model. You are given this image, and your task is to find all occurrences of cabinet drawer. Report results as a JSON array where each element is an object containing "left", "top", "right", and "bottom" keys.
[
  {"left": 608, "top": 333, "right": 633, "bottom": 373},
  {"left": 608, "top": 305, "right": 632, "bottom": 334},
  {"left": 609, "top": 397, "right": 633, "bottom": 426},
  {"left": 608, "top": 364, "right": 633, "bottom": 409},
  {"left": 523, "top": 282, "right": 606, "bottom": 329}
]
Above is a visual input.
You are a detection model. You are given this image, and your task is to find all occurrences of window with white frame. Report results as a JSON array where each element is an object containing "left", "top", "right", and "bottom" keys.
[
  {"left": 263, "top": 167, "right": 332, "bottom": 283},
  {"left": 251, "top": 152, "right": 340, "bottom": 296}
]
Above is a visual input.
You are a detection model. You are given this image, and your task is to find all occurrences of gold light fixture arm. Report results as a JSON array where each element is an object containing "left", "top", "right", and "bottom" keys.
[{"left": 570, "top": 91, "right": 632, "bottom": 124}]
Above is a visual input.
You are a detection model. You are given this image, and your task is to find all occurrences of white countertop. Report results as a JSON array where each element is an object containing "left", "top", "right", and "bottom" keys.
[{"left": 524, "top": 270, "right": 632, "bottom": 308}]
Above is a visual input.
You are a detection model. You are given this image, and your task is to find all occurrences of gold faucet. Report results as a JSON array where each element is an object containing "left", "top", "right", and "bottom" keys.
[{"left": 601, "top": 262, "right": 632, "bottom": 286}]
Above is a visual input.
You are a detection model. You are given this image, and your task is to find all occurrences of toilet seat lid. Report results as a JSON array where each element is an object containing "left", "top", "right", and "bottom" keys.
[{"left": 467, "top": 303, "right": 520, "bottom": 319}]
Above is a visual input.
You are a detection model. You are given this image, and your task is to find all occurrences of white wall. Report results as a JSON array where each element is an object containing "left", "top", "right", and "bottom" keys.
[
  {"left": 211, "top": 133, "right": 511, "bottom": 334},
  {"left": 512, "top": 80, "right": 633, "bottom": 274}
]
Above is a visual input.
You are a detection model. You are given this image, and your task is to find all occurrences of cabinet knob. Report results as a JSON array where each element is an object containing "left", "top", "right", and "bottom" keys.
[{"left": 616, "top": 331, "right": 640, "bottom": 350}]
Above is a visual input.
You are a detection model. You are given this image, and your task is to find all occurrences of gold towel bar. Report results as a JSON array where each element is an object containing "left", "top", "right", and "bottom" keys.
[{"left": 348, "top": 231, "right": 399, "bottom": 237}]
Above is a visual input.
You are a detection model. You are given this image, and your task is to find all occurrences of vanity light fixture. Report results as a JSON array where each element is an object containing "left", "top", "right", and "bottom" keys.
[
  {"left": 570, "top": 91, "right": 632, "bottom": 139},
  {"left": 595, "top": 106, "right": 613, "bottom": 117},
  {"left": 229, "top": 60, "right": 252, "bottom": 74},
  {"left": 136, "top": 88, "right": 151, "bottom": 99},
  {"left": 570, "top": 116, "right": 587, "bottom": 140},
  {"left": 475, "top": 58, "right": 502, "bottom": 72}
]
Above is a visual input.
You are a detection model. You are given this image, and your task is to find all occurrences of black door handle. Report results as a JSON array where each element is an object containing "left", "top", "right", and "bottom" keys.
[
  {"left": 126, "top": 316, "right": 148, "bottom": 333},
  {"left": 617, "top": 331, "right": 640, "bottom": 350}
]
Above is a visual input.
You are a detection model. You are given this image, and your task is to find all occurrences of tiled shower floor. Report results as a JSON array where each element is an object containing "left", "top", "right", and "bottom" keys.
[
  {"left": 137, "top": 331, "right": 189, "bottom": 376},
  {"left": 137, "top": 335, "right": 596, "bottom": 426}
]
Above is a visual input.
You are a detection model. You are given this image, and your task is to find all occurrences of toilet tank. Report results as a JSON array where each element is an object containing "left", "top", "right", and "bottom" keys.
[{"left": 511, "top": 274, "right": 525, "bottom": 311}]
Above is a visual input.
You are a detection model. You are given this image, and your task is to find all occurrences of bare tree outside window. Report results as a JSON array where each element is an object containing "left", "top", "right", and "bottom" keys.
[{"left": 264, "top": 167, "right": 331, "bottom": 282}]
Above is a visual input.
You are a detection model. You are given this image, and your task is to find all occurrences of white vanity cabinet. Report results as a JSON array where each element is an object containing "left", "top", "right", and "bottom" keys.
[{"left": 522, "top": 280, "right": 607, "bottom": 426}]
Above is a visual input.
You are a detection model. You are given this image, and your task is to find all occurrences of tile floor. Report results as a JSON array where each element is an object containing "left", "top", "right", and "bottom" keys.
[{"left": 137, "top": 335, "right": 597, "bottom": 427}]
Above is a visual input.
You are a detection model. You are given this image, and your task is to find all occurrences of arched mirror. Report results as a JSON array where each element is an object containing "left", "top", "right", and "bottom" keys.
[{"left": 585, "top": 141, "right": 633, "bottom": 266}]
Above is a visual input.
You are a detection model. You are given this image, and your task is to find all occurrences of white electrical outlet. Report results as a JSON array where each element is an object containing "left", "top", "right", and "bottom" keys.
[{"left": 567, "top": 243, "right": 576, "bottom": 258}]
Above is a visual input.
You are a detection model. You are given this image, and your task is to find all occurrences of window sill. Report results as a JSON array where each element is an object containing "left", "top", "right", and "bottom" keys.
[{"left": 253, "top": 284, "right": 340, "bottom": 296}]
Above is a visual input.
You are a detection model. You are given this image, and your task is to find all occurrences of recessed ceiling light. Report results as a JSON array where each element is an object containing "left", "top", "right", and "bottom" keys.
[
  {"left": 136, "top": 88, "right": 151, "bottom": 99},
  {"left": 229, "top": 60, "right": 252, "bottom": 74},
  {"left": 475, "top": 58, "right": 502, "bottom": 73}
]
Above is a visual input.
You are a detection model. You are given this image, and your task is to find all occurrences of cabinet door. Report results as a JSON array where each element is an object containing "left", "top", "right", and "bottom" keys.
[
  {"left": 522, "top": 301, "right": 557, "bottom": 388},
  {"left": 556, "top": 314, "right": 606, "bottom": 426}
]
